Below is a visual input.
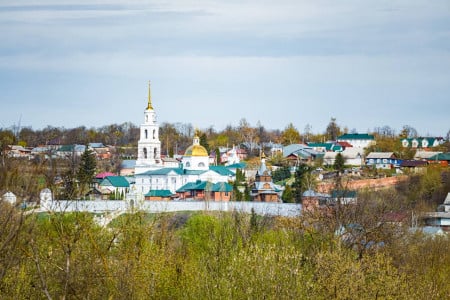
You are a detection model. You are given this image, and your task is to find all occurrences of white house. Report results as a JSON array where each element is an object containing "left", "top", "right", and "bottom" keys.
[{"left": 337, "top": 133, "right": 375, "bottom": 149}]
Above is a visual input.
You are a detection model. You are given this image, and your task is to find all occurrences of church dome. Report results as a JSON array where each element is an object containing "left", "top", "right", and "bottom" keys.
[
  {"left": 184, "top": 134, "right": 208, "bottom": 157},
  {"left": 184, "top": 144, "right": 208, "bottom": 157}
]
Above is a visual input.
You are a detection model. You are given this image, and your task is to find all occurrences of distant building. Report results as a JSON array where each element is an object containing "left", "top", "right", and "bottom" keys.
[
  {"left": 401, "top": 137, "right": 443, "bottom": 149},
  {"left": 251, "top": 156, "right": 281, "bottom": 202},
  {"left": 134, "top": 82, "right": 236, "bottom": 198},
  {"left": 337, "top": 133, "right": 375, "bottom": 149},
  {"left": 366, "top": 152, "right": 400, "bottom": 169}
]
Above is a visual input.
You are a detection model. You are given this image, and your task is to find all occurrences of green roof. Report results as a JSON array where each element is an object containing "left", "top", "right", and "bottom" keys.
[
  {"left": 226, "top": 162, "right": 247, "bottom": 169},
  {"left": 331, "top": 190, "right": 357, "bottom": 198},
  {"left": 209, "top": 166, "right": 235, "bottom": 176},
  {"left": 428, "top": 153, "right": 450, "bottom": 161},
  {"left": 338, "top": 133, "right": 374, "bottom": 140},
  {"left": 176, "top": 182, "right": 200, "bottom": 193},
  {"left": 308, "top": 143, "right": 333, "bottom": 151},
  {"left": 176, "top": 181, "right": 231, "bottom": 193},
  {"left": 145, "top": 190, "right": 174, "bottom": 197},
  {"left": 143, "top": 168, "right": 184, "bottom": 176},
  {"left": 102, "top": 176, "right": 130, "bottom": 188},
  {"left": 211, "top": 182, "right": 233, "bottom": 192}
]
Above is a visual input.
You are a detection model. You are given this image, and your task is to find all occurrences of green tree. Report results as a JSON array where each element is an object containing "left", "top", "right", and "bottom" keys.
[
  {"left": 77, "top": 146, "right": 97, "bottom": 198},
  {"left": 281, "top": 185, "right": 294, "bottom": 203},
  {"left": 199, "top": 132, "right": 210, "bottom": 154},
  {"left": 0, "top": 129, "right": 15, "bottom": 167},
  {"left": 281, "top": 123, "right": 300, "bottom": 145},
  {"left": 244, "top": 183, "right": 251, "bottom": 201},
  {"left": 215, "top": 148, "right": 221, "bottom": 165},
  {"left": 272, "top": 166, "right": 291, "bottom": 183},
  {"left": 334, "top": 152, "right": 345, "bottom": 173},
  {"left": 292, "top": 164, "right": 311, "bottom": 203}
]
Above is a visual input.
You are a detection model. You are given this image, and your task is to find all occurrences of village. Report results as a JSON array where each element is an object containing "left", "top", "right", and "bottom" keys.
[{"left": 2, "top": 83, "right": 450, "bottom": 232}]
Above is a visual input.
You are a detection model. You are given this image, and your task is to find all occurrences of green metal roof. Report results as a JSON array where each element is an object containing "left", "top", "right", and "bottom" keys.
[
  {"left": 176, "top": 182, "right": 199, "bottom": 193},
  {"left": 211, "top": 182, "right": 233, "bottom": 192},
  {"left": 308, "top": 143, "right": 333, "bottom": 151},
  {"left": 176, "top": 180, "right": 230, "bottom": 192},
  {"left": 331, "top": 190, "right": 357, "bottom": 198},
  {"left": 226, "top": 162, "right": 247, "bottom": 169},
  {"left": 102, "top": 176, "right": 130, "bottom": 188},
  {"left": 338, "top": 133, "right": 374, "bottom": 140},
  {"left": 143, "top": 168, "right": 184, "bottom": 176},
  {"left": 145, "top": 190, "right": 174, "bottom": 197},
  {"left": 209, "top": 166, "right": 235, "bottom": 176},
  {"left": 428, "top": 153, "right": 450, "bottom": 161}
]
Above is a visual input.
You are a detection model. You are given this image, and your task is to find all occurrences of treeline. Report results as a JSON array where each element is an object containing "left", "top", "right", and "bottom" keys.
[
  {"left": 2, "top": 195, "right": 450, "bottom": 299},
  {"left": 2, "top": 118, "right": 450, "bottom": 154}
]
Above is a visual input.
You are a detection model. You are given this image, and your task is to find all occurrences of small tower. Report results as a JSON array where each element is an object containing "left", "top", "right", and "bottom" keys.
[{"left": 135, "top": 81, "right": 163, "bottom": 174}]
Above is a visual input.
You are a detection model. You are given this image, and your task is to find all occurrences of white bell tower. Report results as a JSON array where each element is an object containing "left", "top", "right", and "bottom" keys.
[{"left": 135, "top": 81, "right": 162, "bottom": 174}]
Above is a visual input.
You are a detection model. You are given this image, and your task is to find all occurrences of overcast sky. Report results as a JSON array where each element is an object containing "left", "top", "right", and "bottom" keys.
[{"left": 1, "top": 0, "right": 449, "bottom": 136}]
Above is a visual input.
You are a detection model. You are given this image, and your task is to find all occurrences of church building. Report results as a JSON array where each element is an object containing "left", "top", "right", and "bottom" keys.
[{"left": 134, "top": 82, "right": 236, "bottom": 197}]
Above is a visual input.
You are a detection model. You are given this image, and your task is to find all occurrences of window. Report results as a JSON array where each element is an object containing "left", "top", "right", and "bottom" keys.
[
  {"left": 153, "top": 129, "right": 156, "bottom": 139},
  {"left": 186, "top": 162, "right": 191, "bottom": 168},
  {"left": 143, "top": 148, "right": 147, "bottom": 159},
  {"left": 154, "top": 148, "right": 157, "bottom": 159},
  {"left": 145, "top": 129, "right": 148, "bottom": 139},
  {"left": 198, "top": 162, "right": 205, "bottom": 167}
]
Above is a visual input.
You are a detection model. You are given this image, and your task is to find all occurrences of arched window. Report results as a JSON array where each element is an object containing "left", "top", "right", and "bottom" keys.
[
  {"left": 146, "top": 115, "right": 148, "bottom": 122},
  {"left": 198, "top": 162, "right": 205, "bottom": 167},
  {"left": 145, "top": 129, "right": 148, "bottom": 139},
  {"left": 185, "top": 162, "right": 191, "bottom": 168},
  {"left": 154, "top": 148, "right": 157, "bottom": 159},
  {"left": 143, "top": 148, "right": 147, "bottom": 159},
  {"left": 153, "top": 129, "right": 156, "bottom": 139}
]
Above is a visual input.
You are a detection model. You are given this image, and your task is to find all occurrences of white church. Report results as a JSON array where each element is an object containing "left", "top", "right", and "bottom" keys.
[{"left": 134, "top": 82, "right": 237, "bottom": 196}]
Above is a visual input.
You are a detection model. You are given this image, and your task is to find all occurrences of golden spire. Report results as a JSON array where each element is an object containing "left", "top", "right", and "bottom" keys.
[{"left": 147, "top": 80, "right": 153, "bottom": 110}]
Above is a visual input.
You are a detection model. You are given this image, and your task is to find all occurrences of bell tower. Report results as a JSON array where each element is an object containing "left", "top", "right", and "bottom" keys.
[{"left": 135, "top": 81, "right": 162, "bottom": 174}]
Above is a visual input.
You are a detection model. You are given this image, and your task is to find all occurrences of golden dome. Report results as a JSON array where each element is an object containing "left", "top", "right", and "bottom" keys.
[{"left": 184, "top": 144, "right": 208, "bottom": 157}]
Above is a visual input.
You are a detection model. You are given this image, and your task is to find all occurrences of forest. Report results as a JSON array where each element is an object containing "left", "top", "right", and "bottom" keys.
[{"left": 1, "top": 189, "right": 450, "bottom": 299}]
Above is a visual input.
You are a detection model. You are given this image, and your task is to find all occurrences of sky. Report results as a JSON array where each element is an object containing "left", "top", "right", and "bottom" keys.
[{"left": 0, "top": 0, "right": 449, "bottom": 136}]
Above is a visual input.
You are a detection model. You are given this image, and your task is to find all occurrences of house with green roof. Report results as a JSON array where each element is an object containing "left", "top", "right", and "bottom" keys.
[
  {"left": 308, "top": 142, "right": 343, "bottom": 153},
  {"left": 337, "top": 133, "right": 375, "bottom": 149},
  {"left": 99, "top": 176, "right": 130, "bottom": 200},
  {"left": 401, "top": 137, "right": 444, "bottom": 149},
  {"left": 175, "top": 180, "right": 233, "bottom": 201},
  {"left": 144, "top": 190, "right": 174, "bottom": 201},
  {"left": 427, "top": 153, "right": 450, "bottom": 166}
]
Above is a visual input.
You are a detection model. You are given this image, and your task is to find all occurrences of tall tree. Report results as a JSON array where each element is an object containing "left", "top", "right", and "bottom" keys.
[
  {"left": 399, "top": 125, "right": 418, "bottom": 139},
  {"left": 292, "top": 164, "right": 311, "bottom": 203},
  {"left": 326, "top": 117, "right": 341, "bottom": 141},
  {"left": 77, "top": 147, "right": 97, "bottom": 198},
  {"left": 199, "top": 132, "right": 210, "bottom": 154},
  {"left": 281, "top": 123, "right": 300, "bottom": 145},
  {"left": 334, "top": 152, "right": 345, "bottom": 174},
  {"left": 239, "top": 118, "right": 258, "bottom": 153}
]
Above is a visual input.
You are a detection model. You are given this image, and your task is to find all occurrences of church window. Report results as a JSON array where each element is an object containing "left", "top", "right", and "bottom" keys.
[
  {"left": 146, "top": 115, "right": 148, "bottom": 122},
  {"left": 153, "top": 129, "right": 156, "bottom": 139},
  {"left": 154, "top": 148, "right": 157, "bottom": 159},
  {"left": 143, "top": 148, "right": 147, "bottom": 159},
  {"left": 198, "top": 162, "right": 205, "bottom": 167},
  {"left": 186, "top": 162, "right": 191, "bottom": 168},
  {"left": 145, "top": 129, "right": 148, "bottom": 139}
]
